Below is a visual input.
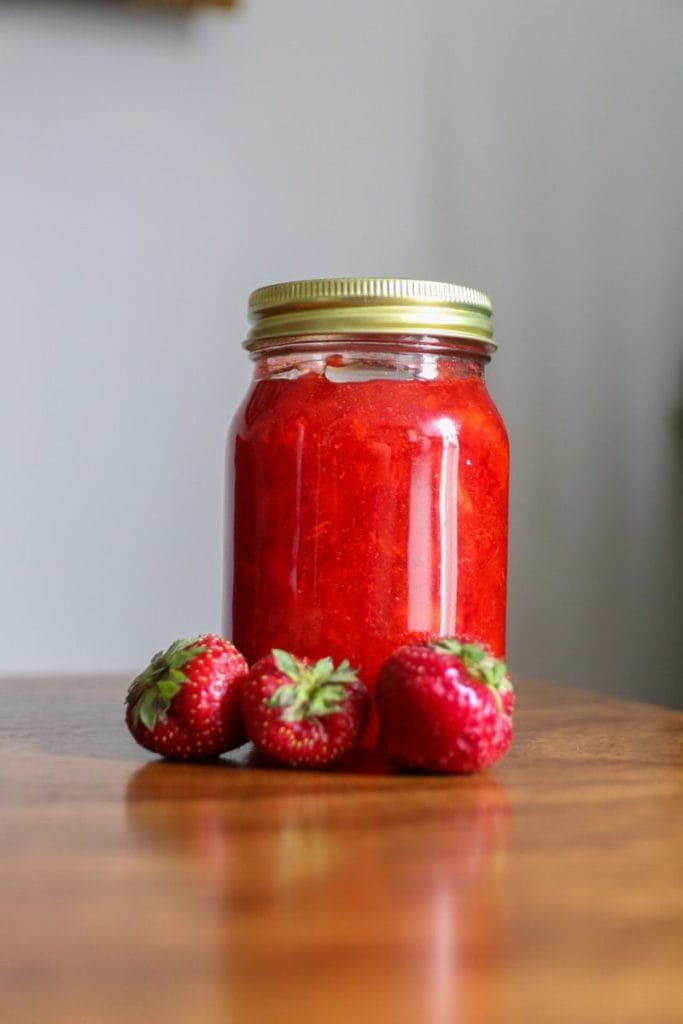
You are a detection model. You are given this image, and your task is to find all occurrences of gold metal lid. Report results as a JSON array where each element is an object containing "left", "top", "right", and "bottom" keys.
[{"left": 245, "top": 278, "right": 494, "bottom": 349}]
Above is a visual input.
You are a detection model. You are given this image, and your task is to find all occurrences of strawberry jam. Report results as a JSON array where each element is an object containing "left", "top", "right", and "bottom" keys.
[{"left": 224, "top": 280, "right": 509, "bottom": 743}]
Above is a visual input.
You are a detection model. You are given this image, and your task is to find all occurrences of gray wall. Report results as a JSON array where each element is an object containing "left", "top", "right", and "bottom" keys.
[{"left": 2, "top": 0, "right": 682, "bottom": 706}]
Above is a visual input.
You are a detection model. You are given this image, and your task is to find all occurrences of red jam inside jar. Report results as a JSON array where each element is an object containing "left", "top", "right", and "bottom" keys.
[{"left": 224, "top": 280, "right": 509, "bottom": 743}]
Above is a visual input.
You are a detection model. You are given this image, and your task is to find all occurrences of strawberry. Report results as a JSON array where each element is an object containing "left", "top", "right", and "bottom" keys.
[
  {"left": 125, "top": 634, "right": 248, "bottom": 760},
  {"left": 241, "top": 649, "right": 370, "bottom": 767},
  {"left": 376, "top": 638, "right": 514, "bottom": 774}
]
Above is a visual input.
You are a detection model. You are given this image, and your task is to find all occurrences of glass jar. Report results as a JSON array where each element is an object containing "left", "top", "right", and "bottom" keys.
[{"left": 224, "top": 279, "right": 509, "bottom": 723}]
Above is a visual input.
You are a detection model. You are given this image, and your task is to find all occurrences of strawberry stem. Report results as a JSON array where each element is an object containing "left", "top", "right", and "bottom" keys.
[
  {"left": 125, "top": 637, "right": 208, "bottom": 730},
  {"left": 267, "top": 650, "right": 360, "bottom": 722},
  {"left": 428, "top": 638, "right": 512, "bottom": 709}
]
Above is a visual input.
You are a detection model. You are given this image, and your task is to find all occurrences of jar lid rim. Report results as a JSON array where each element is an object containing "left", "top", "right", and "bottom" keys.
[{"left": 245, "top": 278, "right": 495, "bottom": 348}]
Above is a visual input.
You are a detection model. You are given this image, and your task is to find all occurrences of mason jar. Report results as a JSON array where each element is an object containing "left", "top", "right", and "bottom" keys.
[{"left": 224, "top": 278, "right": 509, "bottom": 726}]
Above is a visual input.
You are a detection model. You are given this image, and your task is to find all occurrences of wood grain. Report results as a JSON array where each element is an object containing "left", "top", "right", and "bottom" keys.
[{"left": 1, "top": 676, "right": 682, "bottom": 1023}]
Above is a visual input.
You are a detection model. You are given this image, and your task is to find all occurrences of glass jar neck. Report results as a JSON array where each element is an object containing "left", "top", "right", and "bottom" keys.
[{"left": 249, "top": 334, "right": 491, "bottom": 383}]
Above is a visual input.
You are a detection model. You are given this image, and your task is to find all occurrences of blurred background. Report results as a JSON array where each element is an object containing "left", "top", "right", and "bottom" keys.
[{"left": 1, "top": 0, "right": 682, "bottom": 706}]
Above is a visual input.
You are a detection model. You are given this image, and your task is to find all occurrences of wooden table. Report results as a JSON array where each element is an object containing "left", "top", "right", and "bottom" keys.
[{"left": 2, "top": 675, "right": 682, "bottom": 1024}]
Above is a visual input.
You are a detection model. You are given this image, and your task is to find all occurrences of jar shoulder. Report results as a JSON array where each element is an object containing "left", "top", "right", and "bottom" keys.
[{"left": 230, "top": 371, "right": 507, "bottom": 445}]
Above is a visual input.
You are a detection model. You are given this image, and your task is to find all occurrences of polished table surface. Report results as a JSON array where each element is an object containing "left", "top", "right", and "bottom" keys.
[{"left": 2, "top": 675, "right": 682, "bottom": 1024}]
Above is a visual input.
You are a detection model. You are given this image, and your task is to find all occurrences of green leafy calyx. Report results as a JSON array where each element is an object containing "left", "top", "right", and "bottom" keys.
[
  {"left": 429, "top": 638, "right": 512, "bottom": 709},
  {"left": 125, "top": 637, "right": 208, "bottom": 731},
  {"left": 266, "top": 649, "right": 360, "bottom": 723}
]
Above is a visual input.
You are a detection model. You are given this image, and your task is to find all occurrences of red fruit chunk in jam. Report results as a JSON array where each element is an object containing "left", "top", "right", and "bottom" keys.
[{"left": 226, "top": 361, "right": 509, "bottom": 743}]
